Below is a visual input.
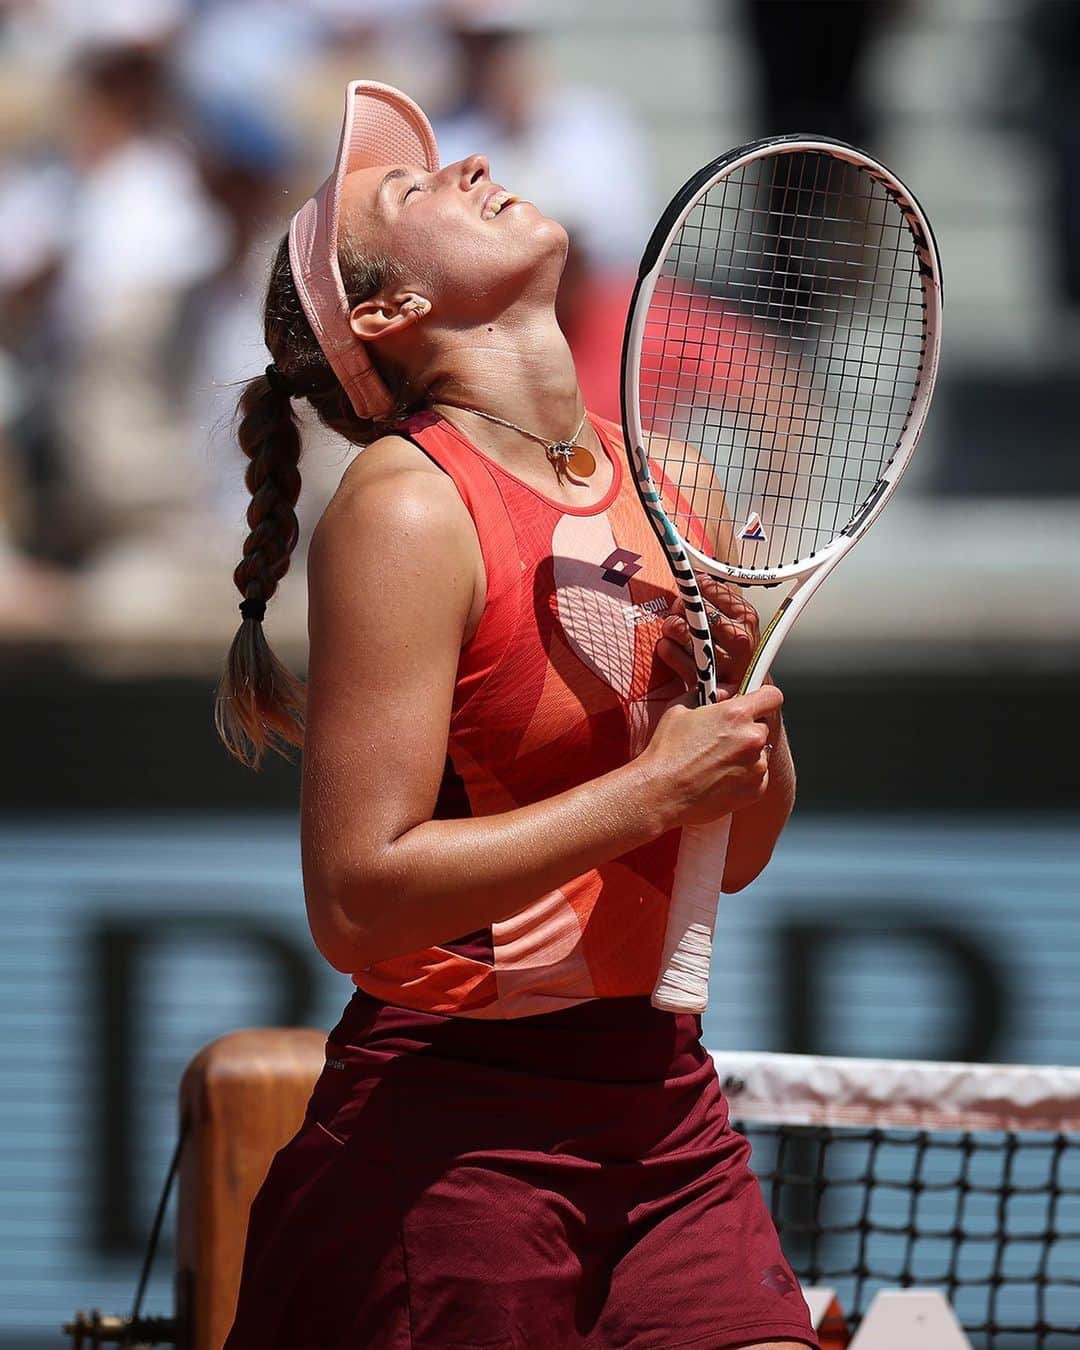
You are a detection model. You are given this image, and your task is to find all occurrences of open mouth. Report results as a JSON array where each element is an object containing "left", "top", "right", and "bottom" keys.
[{"left": 481, "top": 188, "right": 519, "bottom": 220}]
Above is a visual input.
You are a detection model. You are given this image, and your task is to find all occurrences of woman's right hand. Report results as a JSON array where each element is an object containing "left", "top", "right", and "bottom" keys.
[{"left": 638, "top": 685, "right": 784, "bottom": 828}]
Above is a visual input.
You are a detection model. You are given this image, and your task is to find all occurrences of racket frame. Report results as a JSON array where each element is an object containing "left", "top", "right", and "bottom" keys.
[{"left": 621, "top": 133, "right": 943, "bottom": 1010}]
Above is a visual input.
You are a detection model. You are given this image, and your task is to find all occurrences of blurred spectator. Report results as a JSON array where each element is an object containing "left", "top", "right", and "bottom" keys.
[
  {"left": 1029, "top": 1, "right": 1080, "bottom": 309},
  {"left": 175, "top": 1, "right": 322, "bottom": 134},
  {"left": 53, "top": 44, "right": 229, "bottom": 547},
  {"left": 181, "top": 96, "right": 298, "bottom": 533},
  {"left": 737, "top": 0, "right": 894, "bottom": 147},
  {"left": 0, "top": 0, "right": 185, "bottom": 75},
  {"left": 0, "top": 153, "right": 73, "bottom": 576}
]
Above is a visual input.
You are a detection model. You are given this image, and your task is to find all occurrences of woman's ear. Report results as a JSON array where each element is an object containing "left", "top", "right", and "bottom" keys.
[{"left": 348, "top": 293, "right": 431, "bottom": 341}]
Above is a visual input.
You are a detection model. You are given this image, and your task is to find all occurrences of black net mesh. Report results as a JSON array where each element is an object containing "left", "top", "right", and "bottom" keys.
[
  {"left": 637, "top": 147, "right": 929, "bottom": 568},
  {"left": 734, "top": 1117, "right": 1080, "bottom": 1347}
]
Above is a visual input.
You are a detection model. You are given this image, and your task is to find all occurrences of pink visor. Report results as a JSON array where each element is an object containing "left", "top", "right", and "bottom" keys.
[{"left": 287, "top": 81, "right": 440, "bottom": 420}]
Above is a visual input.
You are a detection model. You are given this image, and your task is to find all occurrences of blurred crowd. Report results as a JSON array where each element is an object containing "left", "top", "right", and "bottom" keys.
[
  {"left": 1, "top": 0, "right": 1077, "bottom": 651},
  {"left": 0, "top": 0, "right": 653, "bottom": 643}
]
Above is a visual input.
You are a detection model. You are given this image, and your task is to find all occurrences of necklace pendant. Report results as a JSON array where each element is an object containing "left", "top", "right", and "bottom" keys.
[
  {"left": 567, "top": 444, "right": 597, "bottom": 478},
  {"left": 546, "top": 439, "right": 596, "bottom": 479}
]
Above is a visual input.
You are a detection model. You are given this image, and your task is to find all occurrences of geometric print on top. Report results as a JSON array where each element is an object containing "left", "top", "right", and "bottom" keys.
[{"left": 350, "top": 409, "right": 709, "bottom": 1019}]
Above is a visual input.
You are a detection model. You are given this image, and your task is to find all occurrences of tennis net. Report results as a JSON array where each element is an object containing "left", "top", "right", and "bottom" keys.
[{"left": 706, "top": 1049, "right": 1080, "bottom": 1348}]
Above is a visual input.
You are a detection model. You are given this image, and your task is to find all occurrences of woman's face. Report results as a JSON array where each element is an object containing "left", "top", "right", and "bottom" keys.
[{"left": 338, "top": 153, "right": 568, "bottom": 321}]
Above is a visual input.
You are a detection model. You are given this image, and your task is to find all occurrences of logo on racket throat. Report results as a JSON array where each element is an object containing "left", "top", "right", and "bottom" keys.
[{"left": 739, "top": 511, "right": 767, "bottom": 543}]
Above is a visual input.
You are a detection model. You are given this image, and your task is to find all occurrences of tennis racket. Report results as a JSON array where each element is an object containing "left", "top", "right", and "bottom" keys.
[{"left": 620, "top": 134, "right": 943, "bottom": 1013}]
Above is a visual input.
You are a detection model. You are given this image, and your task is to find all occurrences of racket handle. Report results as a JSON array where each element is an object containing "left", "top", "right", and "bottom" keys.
[{"left": 650, "top": 815, "right": 731, "bottom": 1012}]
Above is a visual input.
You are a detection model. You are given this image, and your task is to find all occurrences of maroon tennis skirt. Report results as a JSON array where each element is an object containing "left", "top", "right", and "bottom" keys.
[{"left": 223, "top": 990, "right": 819, "bottom": 1350}]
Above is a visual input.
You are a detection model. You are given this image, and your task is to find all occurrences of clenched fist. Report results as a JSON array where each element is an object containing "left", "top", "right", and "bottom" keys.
[{"left": 639, "top": 683, "right": 784, "bottom": 827}]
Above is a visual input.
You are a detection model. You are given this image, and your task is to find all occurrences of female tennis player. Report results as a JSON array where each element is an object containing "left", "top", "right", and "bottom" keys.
[{"left": 216, "top": 81, "right": 815, "bottom": 1350}]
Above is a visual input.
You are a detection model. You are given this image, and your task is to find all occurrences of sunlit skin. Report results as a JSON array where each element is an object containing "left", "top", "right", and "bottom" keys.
[{"left": 299, "top": 155, "right": 796, "bottom": 1089}]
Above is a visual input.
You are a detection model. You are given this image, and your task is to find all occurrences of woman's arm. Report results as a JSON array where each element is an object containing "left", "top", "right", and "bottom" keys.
[{"left": 301, "top": 438, "right": 781, "bottom": 972}]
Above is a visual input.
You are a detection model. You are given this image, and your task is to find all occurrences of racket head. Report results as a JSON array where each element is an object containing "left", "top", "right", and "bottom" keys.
[{"left": 621, "top": 134, "right": 943, "bottom": 587}]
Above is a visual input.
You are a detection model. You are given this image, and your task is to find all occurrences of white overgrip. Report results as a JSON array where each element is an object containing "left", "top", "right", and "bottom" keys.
[{"left": 651, "top": 816, "right": 732, "bottom": 1011}]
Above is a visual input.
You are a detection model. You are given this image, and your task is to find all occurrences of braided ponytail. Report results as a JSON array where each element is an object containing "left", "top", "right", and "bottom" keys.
[
  {"left": 214, "top": 234, "right": 413, "bottom": 768},
  {"left": 213, "top": 370, "right": 306, "bottom": 767}
]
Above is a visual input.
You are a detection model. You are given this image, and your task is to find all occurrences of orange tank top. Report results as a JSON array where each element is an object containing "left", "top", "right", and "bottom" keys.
[{"left": 350, "top": 409, "right": 705, "bottom": 1019}]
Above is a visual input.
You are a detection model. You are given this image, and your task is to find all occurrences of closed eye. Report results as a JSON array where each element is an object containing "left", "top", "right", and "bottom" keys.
[{"left": 404, "top": 182, "right": 425, "bottom": 200}]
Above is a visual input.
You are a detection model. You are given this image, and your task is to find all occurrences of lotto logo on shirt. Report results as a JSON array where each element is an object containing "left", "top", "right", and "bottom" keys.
[{"left": 600, "top": 548, "right": 643, "bottom": 586}]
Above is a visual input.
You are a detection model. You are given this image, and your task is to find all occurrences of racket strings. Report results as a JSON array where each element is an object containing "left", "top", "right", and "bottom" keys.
[{"left": 638, "top": 149, "right": 926, "bottom": 569}]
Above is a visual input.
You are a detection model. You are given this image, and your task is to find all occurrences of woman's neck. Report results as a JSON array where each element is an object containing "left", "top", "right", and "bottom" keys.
[{"left": 424, "top": 309, "right": 588, "bottom": 443}]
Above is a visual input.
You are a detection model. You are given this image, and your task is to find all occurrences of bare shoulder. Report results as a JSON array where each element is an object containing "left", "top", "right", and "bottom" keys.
[
  {"left": 328, "top": 433, "right": 460, "bottom": 517},
  {"left": 338, "top": 432, "right": 443, "bottom": 488},
  {"left": 310, "top": 433, "right": 475, "bottom": 571}
]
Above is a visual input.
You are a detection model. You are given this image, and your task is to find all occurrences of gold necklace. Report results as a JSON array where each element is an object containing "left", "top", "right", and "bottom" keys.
[{"left": 440, "top": 404, "right": 596, "bottom": 481}]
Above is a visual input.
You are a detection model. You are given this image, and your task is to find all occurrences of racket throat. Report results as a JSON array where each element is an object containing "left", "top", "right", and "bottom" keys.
[
  {"left": 738, "top": 598, "right": 792, "bottom": 695},
  {"left": 738, "top": 560, "right": 836, "bottom": 694}
]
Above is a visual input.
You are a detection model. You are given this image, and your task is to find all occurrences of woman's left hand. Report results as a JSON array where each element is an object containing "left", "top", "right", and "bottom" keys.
[{"left": 655, "top": 574, "right": 762, "bottom": 696}]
